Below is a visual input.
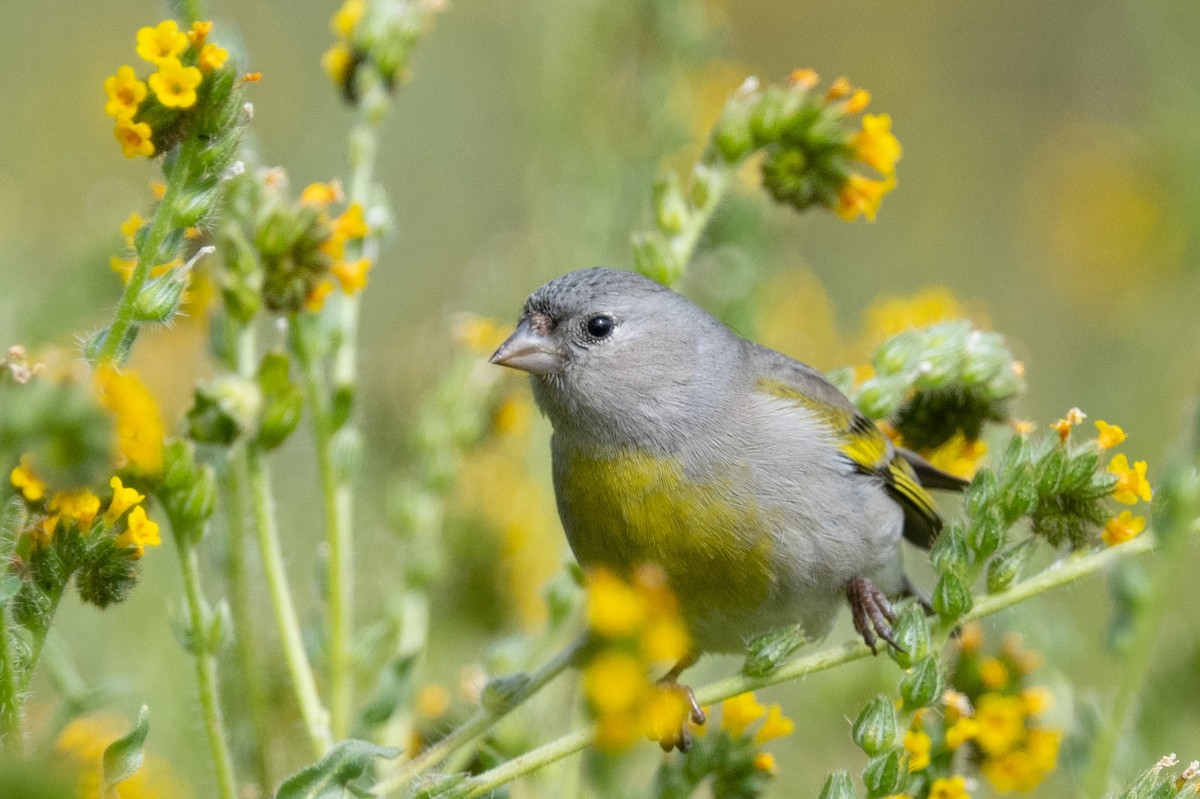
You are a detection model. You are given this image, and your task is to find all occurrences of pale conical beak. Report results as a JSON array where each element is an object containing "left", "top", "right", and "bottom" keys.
[{"left": 489, "top": 318, "right": 565, "bottom": 375}]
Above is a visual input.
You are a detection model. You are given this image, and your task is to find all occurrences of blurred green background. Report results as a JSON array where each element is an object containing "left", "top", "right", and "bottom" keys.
[{"left": 2, "top": 1, "right": 1198, "bottom": 796}]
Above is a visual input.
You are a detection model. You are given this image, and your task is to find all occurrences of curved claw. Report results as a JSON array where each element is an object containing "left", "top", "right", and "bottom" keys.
[
  {"left": 653, "top": 669, "right": 706, "bottom": 753},
  {"left": 847, "top": 575, "right": 902, "bottom": 655}
]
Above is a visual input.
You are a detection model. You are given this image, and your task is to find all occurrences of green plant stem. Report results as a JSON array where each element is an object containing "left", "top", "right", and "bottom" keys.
[
  {"left": 667, "top": 157, "right": 732, "bottom": 273},
  {"left": 175, "top": 537, "right": 238, "bottom": 799},
  {"left": 452, "top": 537, "right": 1158, "bottom": 798},
  {"left": 96, "top": 143, "right": 194, "bottom": 364},
  {"left": 374, "top": 634, "right": 588, "bottom": 796},
  {"left": 246, "top": 443, "right": 333, "bottom": 756},
  {"left": 16, "top": 583, "right": 64, "bottom": 695},
  {"left": 220, "top": 455, "right": 273, "bottom": 789},
  {"left": 0, "top": 601, "right": 22, "bottom": 755}
]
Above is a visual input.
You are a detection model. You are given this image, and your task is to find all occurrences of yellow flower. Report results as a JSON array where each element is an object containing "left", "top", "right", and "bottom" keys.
[
  {"left": 120, "top": 212, "right": 146, "bottom": 245},
  {"left": 1103, "top": 510, "right": 1146, "bottom": 546},
  {"left": 10, "top": 454, "right": 46, "bottom": 502},
  {"left": 150, "top": 181, "right": 167, "bottom": 200},
  {"left": 720, "top": 693, "right": 766, "bottom": 738},
  {"left": 33, "top": 514, "right": 58, "bottom": 547},
  {"left": 844, "top": 88, "right": 871, "bottom": 114},
  {"left": 103, "top": 66, "right": 148, "bottom": 119},
  {"left": 115, "top": 505, "right": 161, "bottom": 557},
  {"left": 1108, "top": 454, "right": 1152, "bottom": 504},
  {"left": 331, "top": 258, "right": 373, "bottom": 294},
  {"left": 93, "top": 366, "right": 165, "bottom": 476},
  {"left": 851, "top": 113, "right": 902, "bottom": 176},
  {"left": 137, "top": 21, "right": 188, "bottom": 65},
  {"left": 825, "top": 76, "right": 852, "bottom": 102},
  {"left": 1052, "top": 407, "right": 1087, "bottom": 442},
  {"left": 1012, "top": 419, "right": 1036, "bottom": 436},
  {"left": 199, "top": 43, "right": 229, "bottom": 72},
  {"left": 928, "top": 775, "right": 971, "bottom": 799},
  {"left": 585, "top": 568, "right": 647, "bottom": 638},
  {"left": 56, "top": 713, "right": 190, "bottom": 799},
  {"left": 322, "top": 42, "right": 353, "bottom": 85},
  {"left": 925, "top": 434, "right": 988, "bottom": 480},
  {"left": 304, "top": 279, "right": 336, "bottom": 313},
  {"left": 582, "top": 651, "right": 647, "bottom": 714},
  {"left": 187, "top": 21, "right": 213, "bottom": 48},
  {"left": 945, "top": 718, "right": 979, "bottom": 750},
  {"left": 753, "top": 752, "right": 779, "bottom": 775},
  {"left": 300, "top": 181, "right": 343, "bottom": 207},
  {"left": 958, "top": 622, "right": 983, "bottom": 654},
  {"left": 979, "top": 657, "right": 1009, "bottom": 690},
  {"left": 1019, "top": 686, "right": 1053, "bottom": 717},
  {"left": 414, "top": 684, "right": 451, "bottom": 720},
  {"left": 114, "top": 118, "right": 156, "bottom": 159},
  {"left": 641, "top": 617, "right": 691, "bottom": 665},
  {"left": 644, "top": 685, "right": 691, "bottom": 745},
  {"left": 788, "top": 68, "right": 820, "bottom": 90},
  {"left": 1095, "top": 420, "right": 1127, "bottom": 449},
  {"left": 105, "top": 475, "right": 145, "bottom": 524},
  {"left": 149, "top": 57, "right": 204, "bottom": 109},
  {"left": 835, "top": 173, "right": 896, "bottom": 222},
  {"left": 903, "top": 728, "right": 932, "bottom": 771},
  {"left": 332, "top": 0, "right": 366, "bottom": 38},
  {"left": 1025, "top": 727, "right": 1062, "bottom": 772},
  {"left": 594, "top": 711, "right": 640, "bottom": 753},
  {"left": 48, "top": 489, "right": 101, "bottom": 529},
  {"left": 754, "top": 704, "right": 795, "bottom": 744},
  {"left": 974, "top": 694, "right": 1025, "bottom": 756},
  {"left": 333, "top": 202, "right": 369, "bottom": 240}
]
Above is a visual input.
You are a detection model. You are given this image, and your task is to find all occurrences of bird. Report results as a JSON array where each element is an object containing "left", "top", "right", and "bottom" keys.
[{"left": 489, "top": 267, "right": 964, "bottom": 746}]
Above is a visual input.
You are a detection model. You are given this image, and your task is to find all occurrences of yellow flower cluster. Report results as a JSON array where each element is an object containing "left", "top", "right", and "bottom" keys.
[
  {"left": 580, "top": 566, "right": 694, "bottom": 751},
  {"left": 93, "top": 365, "right": 166, "bottom": 476},
  {"left": 299, "top": 183, "right": 374, "bottom": 311},
  {"left": 322, "top": 0, "right": 366, "bottom": 85},
  {"left": 818, "top": 73, "right": 902, "bottom": 222},
  {"left": 103, "top": 20, "right": 230, "bottom": 159}
]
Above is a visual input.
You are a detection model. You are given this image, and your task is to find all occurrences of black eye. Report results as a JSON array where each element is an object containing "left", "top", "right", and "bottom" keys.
[{"left": 585, "top": 314, "right": 615, "bottom": 339}]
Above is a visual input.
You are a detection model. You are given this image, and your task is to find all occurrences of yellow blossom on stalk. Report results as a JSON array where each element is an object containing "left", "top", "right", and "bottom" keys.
[
  {"left": 586, "top": 567, "right": 648, "bottom": 637},
  {"left": 825, "top": 76, "right": 852, "bottom": 102},
  {"left": 187, "top": 20, "right": 212, "bottom": 48},
  {"left": 1052, "top": 407, "right": 1087, "bottom": 442},
  {"left": 851, "top": 114, "right": 902, "bottom": 176},
  {"left": 149, "top": 57, "right": 204, "bottom": 109},
  {"left": 114, "top": 118, "right": 155, "bottom": 159},
  {"left": 903, "top": 728, "right": 932, "bottom": 771},
  {"left": 48, "top": 489, "right": 101, "bottom": 529},
  {"left": 120, "top": 212, "right": 146, "bottom": 245},
  {"left": 754, "top": 704, "right": 795, "bottom": 744},
  {"left": 788, "top": 68, "right": 819, "bottom": 90},
  {"left": 945, "top": 717, "right": 979, "bottom": 749},
  {"left": 929, "top": 775, "right": 971, "bottom": 799},
  {"left": 105, "top": 475, "right": 145, "bottom": 524},
  {"left": 304, "top": 279, "right": 335, "bottom": 312},
  {"left": 115, "top": 505, "right": 161, "bottom": 557},
  {"left": 835, "top": 173, "right": 896, "bottom": 222},
  {"left": 979, "top": 657, "right": 1009, "bottom": 690},
  {"left": 331, "top": 258, "right": 373, "bottom": 293},
  {"left": 10, "top": 454, "right": 46, "bottom": 501},
  {"left": 753, "top": 752, "right": 779, "bottom": 775},
  {"left": 136, "top": 20, "right": 188, "bottom": 65},
  {"left": 641, "top": 616, "right": 691, "bottom": 664},
  {"left": 1095, "top": 419, "right": 1127, "bottom": 449},
  {"left": 93, "top": 366, "right": 165, "bottom": 476},
  {"left": 844, "top": 88, "right": 871, "bottom": 114},
  {"left": 926, "top": 434, "right": 988, "bottom": 480},
  {"left": 300, "top": 181, "right": 344, "bottom": 207},
  {"left": 1019, "top": 686, "right": 1053, "bottom": 717},
  {"left": 199, "top": 43, "right": 229, "bottom": 72},
  {"left": 973, "top": 693, "right": 1025, "bottom": 756},
  {"left": 1103, "top": 510, "right": 1146, "bottom": 546},
  {"left": 322, "top": 42, "right": 353, "bottom": 85},
  {"left": 644, "top": 686, "right": 691, "bottom": 745},
  {"left": 103, "top": 66, "right": 148, "bottom": 119},
  {"left": 333, "top": 202, "right": 369, "bottom": 240},
  {"left": 332, "top": 0, "right": 366, "bottom": 38},
  {"left": 720, "top": 692, "right": 766, "bottom": 738},
  {"left": 1108, "top": 453, "right": 1152, "bottom": 504},
  {"left": 414, "top": 684, "right": 452, "bottom": 720}
]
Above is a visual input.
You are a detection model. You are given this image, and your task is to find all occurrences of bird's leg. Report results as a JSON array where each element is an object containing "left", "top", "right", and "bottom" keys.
[
  {"left": 653, "top": 653, "right": 705, "bottom": 753},
  {"left": 846, "top": 575, "right": 901, "bottom": 654}
]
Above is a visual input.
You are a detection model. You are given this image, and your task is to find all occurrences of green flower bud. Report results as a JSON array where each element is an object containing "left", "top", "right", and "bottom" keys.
[
  {"left": 862, "top": 748, "right": 904, "bottom": 797},
  {"left": 187, "top": 375, "right": 263, "bottom": 445},
  {"left": 986, "top": 538, "right": 1038, "bottom": 594},
  {"left": 632, "top": 231, "right": 678, "bottom": 286},
  {"left": 743, "top": 624, "right": 807, "bottom": 677},
  {"left": 750, "top": 84, "right": 804, "bottom": 146},
  {"left": 653, "top": 174, "right": 689, "bottom": 235},
  {"left": 132, "top": 271, "right": 187, "bottom": 322},
  {"left": 481, "top": 673, "right": 531, "bottom": 714},
  {"left": 851, "top": 694, "right": 898, "bottom": 755},
  {"left": 816, "top": 770, "right": 858, "bottom": 799},
  {"left": 712, "top": 98, "right": 756, "bottom": 162},
  {"left": 887, "top": 604, "right": 931, "bottom": 669},
  {"left": 690, "top": 162, "right": 717, "bottom": 209},
  {"left": 899, "top": 655, "right": 942, "bottom": 709},
  {"left": 853, "top": 376, "right": 905, "bottom": 420},
  {"left": 967, "top": 512, "right": 1003, "bottom": 558},
  {"left": 930, "top": 527, "right": 970, "bottom": 575},
  {"left": 82, "top": 324, "right": 139, "bottom": 366},
  {"left": 255, "top": 352, "right": 303, "bottom": 450},
  {"left": 932, "top": 570, "right": 973, "bottom": 621},
  {"left": 173, "top": 180, "right": 222, "bottom": 228}
]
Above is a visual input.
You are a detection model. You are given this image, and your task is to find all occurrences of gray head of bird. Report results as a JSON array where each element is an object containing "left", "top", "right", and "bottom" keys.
[{"left": 489, "top": 267, "right": 740, "bottom": 448}]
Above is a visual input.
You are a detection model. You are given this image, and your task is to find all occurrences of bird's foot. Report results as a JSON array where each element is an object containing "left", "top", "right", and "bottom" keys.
[
  {"left": 847, "top": 575, "right": 901, "bottom": 655},
  {"left": 651, "top": 675, "right": 706, "bottom": 753}
]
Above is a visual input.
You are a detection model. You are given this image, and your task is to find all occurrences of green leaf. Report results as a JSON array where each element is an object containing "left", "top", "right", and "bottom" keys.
[
  {"left": 274, "top": 739, "right": 401, "bottom": 799},
  {"left": 101, "top": 705, "right": 150, "bottom": 795}
]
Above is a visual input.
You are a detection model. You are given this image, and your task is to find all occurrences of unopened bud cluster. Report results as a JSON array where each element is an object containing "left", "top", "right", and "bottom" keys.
[{"left": 322, "top": 0, "right": 443, "bottom": 104}]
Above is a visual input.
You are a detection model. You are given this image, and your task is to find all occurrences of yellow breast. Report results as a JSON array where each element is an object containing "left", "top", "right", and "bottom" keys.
[{"left": 558, "top": 449, "right": 775, "bottom": 615}]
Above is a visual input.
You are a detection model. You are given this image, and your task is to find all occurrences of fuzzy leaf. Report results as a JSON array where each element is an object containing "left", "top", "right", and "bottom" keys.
[
  {"left": 274, "top": 739, "right": 401, "bottom": 799},
  {"left": 101, "top": 705, "right": 150, "bottom": 793}
]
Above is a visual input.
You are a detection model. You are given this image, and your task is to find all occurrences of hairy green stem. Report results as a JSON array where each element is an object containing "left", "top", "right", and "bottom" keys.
[
  {"left": 246, "top": 443, "right": 333, "bottom": 756},
  {"left": 176, "top": 536, "right": 238, "bottom": 799},
  {"left": 667, "top": 157, "right": 732, "bottom": 275},
  {"left": 374, "top": 634, "right": 588, "bottom": 796},
  {"left": 220, "top": 454, "right": 273, "bottom": 788},
  {"left": 453, "top": 537, "right": 1157, "bottom": 798},
  {"left": 16, "top": 583, "right": 64, "bottom": 695},
  {"left": 0, "top": 601, "right": 22, "bottom": 755}
]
